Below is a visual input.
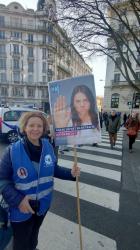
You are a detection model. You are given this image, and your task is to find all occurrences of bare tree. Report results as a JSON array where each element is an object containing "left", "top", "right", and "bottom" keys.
[{"left": 57, "top": 0, "right": 140, "bottom": 90}]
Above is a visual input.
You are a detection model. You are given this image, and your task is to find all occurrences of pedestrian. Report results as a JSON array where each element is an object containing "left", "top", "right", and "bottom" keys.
[
  {"left": 121, "top": 112, "right": 127, "bottom": 127},
  {"left": 103, "top": 112, "right": 109, "bottom": 131},
  {"left": 99, "top": 110, "right": 103, "bottom": 129},
  {"left": 0, "top": 111, "right": 80, "bottom": 250},
  {"left": 125, "top": 112, "right": 140, "bottom": 153},
  {"left": 107, "top": 110, "right": 121, "bottom": 149}
]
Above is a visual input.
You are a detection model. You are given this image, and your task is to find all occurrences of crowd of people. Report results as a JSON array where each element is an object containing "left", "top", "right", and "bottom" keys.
[{"left": 99, "top": 110, "right": 140, "bottom": 152}]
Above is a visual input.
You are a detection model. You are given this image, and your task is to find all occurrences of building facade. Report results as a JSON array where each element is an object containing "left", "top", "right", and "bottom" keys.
[
  {"left": 0, "top": 0, "right": 91, "bottom": 111},
  {"left": 104, "top": 0, "right": 140, "bottom": 112}
]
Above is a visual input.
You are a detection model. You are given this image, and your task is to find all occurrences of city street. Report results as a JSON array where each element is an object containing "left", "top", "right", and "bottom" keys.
[{"left": 1, "top": 129, "right": 140, "bottom": 250}]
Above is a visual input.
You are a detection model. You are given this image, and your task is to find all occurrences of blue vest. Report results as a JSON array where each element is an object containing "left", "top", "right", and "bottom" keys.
[{"left": 10, "top": 139, "right": 55, "bottom": 222}]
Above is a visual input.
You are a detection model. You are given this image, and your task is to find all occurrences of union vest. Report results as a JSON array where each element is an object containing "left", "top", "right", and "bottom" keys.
[{"left": 10, "top": 139, "right": 55, "bottom": 222}]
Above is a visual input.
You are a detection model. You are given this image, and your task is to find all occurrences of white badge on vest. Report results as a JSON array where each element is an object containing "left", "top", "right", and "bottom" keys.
[
  {"left": 44, "top": 154, "right": 53, "bottom": 167},
  {"left": 17, "top": 167, "right": 28, "bottom": 179}
]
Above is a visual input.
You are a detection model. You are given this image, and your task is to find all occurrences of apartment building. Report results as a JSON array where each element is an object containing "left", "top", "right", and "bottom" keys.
[
  {"left": 104, "top": 0, "right": 140, "bottom": 112},
  {"left": 0, "top": 0, "right": 91, "bottom": 111}
]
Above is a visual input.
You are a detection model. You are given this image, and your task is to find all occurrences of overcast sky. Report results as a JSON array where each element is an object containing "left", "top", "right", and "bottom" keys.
[{"left": 1, "top": 0, "right": 106, "bottom": 97}]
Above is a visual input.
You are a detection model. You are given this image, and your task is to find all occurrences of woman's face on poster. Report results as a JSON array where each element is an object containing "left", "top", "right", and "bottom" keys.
[{"left": 73, "top": 92, "right": 90, "bottom": 115}]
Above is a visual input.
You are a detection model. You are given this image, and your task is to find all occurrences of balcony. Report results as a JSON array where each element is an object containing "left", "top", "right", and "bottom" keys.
[
  {"left": 1, "top": 22, "right": 55, "bottom": 34},
  {"left": 38, "top": 82, "right": 48, "bottom": 86},
  {"left": 111, "top": 79, "right": 140, "bottom": 87},
  {"left": 111, "top": 80, "right": 128, "bottom": 87},
  {"left": 11, "top": 52, "right": 21, "bottom": 58}
]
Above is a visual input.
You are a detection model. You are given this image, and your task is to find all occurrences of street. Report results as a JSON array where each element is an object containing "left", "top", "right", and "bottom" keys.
[{"left": 0, "top": 130, "right": 140, "bottom": 250}]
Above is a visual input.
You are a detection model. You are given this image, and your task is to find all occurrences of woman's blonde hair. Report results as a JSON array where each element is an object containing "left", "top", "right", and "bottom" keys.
[{"left": 19, "top": 111, "right": 48, "bottom": 136}]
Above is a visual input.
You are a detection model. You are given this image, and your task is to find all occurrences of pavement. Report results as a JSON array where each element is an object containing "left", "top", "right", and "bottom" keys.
[
  {"left": 122, "top": 130, "right": 140, "bottom": 203},
  {"left": 118, "top": 129, "right": 140, "bottom": 250}
]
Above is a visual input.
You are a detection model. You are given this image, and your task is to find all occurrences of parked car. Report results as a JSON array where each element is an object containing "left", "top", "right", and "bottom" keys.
[{"left": 0, "top": 106, "right": 47, "bottom": 143}]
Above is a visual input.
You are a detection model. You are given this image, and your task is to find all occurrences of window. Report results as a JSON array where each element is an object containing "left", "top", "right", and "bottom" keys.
[
  {"left": 28, "top": 47, "right": 34, "bottom": 57},
  {"left": 13, "top": 44, "right": 19, "bottom": 54},
  {"left": 0, "top": 59, "right": 6, "bottom": 69},
  {"left": 27, "top": 88, "right": 35, "bottom": 97},
  {"left": 114, "top": 73, "right": 120, "bottom": 83},
  {"left": 21, "top": 46, "right": 23, "bottom": 56},
  {"left": 48, "top": 68, "right": 53, "bottom": 81},
  {"left": 0, "top": 31, "right": 5, "bottom": 39},
  {"left": 13, "top": 72, "right": 20, "bottom": 82},
  {"left": 4, "top": 111, "right": 22, "bottom": 121},
  {"left": 13, "top": 59, "right": 20, "bottom": 70},
  {"left": 42, "top": 62, "right": 46, "bottom": 73},
  {"left": 21, "top": 60, "right": 23, "bottom": 70},
  {"left": 133, "top": 93, "right": 140, "bottom": 108},
  {"left": 42, "top": 75, "right": 46, "bottom": 83},
  {"left": 48, "top": 23, "right": 53, "bottom": 32},
  {"left": 136, "top": 72, "right": 140, "bottom": 80},
  {"left": 43, "top": 21, "right": 47, "bottom": 29},
  {"left": 12, "top": 87, "right": 24, "bottom": 97},
  {"left": 28, "top": 19, "right": 34, "bottom": 28},
  {"left": 42, "top": 35, "right": 46, "bottom": 44},
  {"left": 115, "top": 57, "right": 121, "bottom": 70},
  {"left": 41, "top": 88, "right": 48, "bottom": 98},
  {"left": 1, "top": 87, "right": 8, "bottom": 96},
  {"left": 11, "top": 32, "right": 22, "bottom": 39},
  {"left": 111, "top": 93, "right": 119, "bottom": 108},
  {"left": 11, "top": 17, "right": 21, "bottom": 27},
  {"left": 48, "top": 35, "right": 52, "bottom": 44},
  {"left": 28, "top": 33, "right": 33, "bottom": 43},
  {"left": 0, "top": 72, "right": 7, "bottom": 82},
  {"left": 48, "top": 75, "right": 52, "bottom": 82},
  {"left": 0, "top": 16, "right": 5, "bottom": 27},
  {"left": 42, "top": 48, "right": 47, "bottom": 59},
  {"left": 0, "top": 44, "right": 5, "bottom": 54},
  {"left": 28, "top": 62, "right": 34, "bottom": 72},
  {"left": 28, "top": 74, "right": 34, "bottom": 83}
]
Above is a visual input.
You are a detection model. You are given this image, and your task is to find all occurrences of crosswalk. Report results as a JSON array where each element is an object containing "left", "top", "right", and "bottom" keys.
[{"left": 38, "top": 129, "right": 123, "bottom": 250}]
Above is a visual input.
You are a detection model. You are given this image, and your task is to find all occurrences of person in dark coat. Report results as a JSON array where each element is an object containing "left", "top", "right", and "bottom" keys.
[
  {"left": 107, "top": 110, "right": 121, "bottom": 149},
  {"left": 103, "top": 112, "right": 109, "bottom": 131},
  {"left": 121, "top": 113, "right": 127, "bottom": 127}
]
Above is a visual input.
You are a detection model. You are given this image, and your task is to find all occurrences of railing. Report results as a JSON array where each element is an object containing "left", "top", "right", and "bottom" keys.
[
  {"left": 111, "top": 80, "right": 128, "bottom": 86},
  {"left": 0, "top": 22, "right": 54, "bottom": 33}
]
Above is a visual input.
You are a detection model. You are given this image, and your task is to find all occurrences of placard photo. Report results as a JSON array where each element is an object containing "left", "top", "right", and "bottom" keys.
[{"left": 48, "top": 74, "right": 101, "bottom": 146}]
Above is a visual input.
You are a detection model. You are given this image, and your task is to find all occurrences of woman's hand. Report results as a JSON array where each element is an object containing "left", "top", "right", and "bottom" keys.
[
  {"left": 54, "top": 96, "right": 71, "bottom": 128},
  {"left": 71, "top": 163, "right": 80, "bottom": 178},
  {"left": 18, "top": 196, "right": 35, "bottom": 214}
]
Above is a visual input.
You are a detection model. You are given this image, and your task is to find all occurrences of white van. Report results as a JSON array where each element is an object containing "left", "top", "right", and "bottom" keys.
[{"left": 0, "top": 106, "right": 47, "bottom": 143}]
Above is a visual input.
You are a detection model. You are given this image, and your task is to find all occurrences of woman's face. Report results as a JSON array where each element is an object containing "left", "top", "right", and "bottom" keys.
[
  {"left": 73, "top": 92, "right": 90, "bottom": 115},
  {"left": 24, "top": 117, "right": 44, "bottom": 144}
]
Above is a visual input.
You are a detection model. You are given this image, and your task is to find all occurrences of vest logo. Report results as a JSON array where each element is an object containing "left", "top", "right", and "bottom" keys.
[
  {"left": 45, "top": 154, "right": 53, "bottom": 166},
  {"left": 17, "top": 167, "right": 28, "bottom": 179}
]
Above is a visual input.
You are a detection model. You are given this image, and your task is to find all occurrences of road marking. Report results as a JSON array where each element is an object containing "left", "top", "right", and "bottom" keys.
[
  {"left": 98, "top": 142, "right": 122, "bottom": 149},
  {"left": 62, "top": 151, "right": 121, "bottom": 166},
  {"left": 54, "top": 179, "right": 120, "bottom": 211},
  {"left": 58, "top": 159, "right": 121, "bottom": 181},
  {"left": 76, "top": 145, "right": 122, "bottom": 156},
  {"left": 38, "top": 212, "right": 117, "bottom": 250},
  {"left": 102, "top": 138, "right": 122, "bottom": 145}
]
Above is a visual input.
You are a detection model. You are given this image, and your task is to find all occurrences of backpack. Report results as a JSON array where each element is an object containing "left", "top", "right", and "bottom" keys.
[{"left": 0, "top": 197, "right": 13, "bottom": 250}]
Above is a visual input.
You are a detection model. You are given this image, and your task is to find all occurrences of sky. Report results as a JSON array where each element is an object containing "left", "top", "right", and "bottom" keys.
[{"left": 1, "top": 0, "right": 106, "bottom": 97}]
